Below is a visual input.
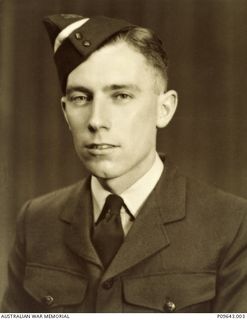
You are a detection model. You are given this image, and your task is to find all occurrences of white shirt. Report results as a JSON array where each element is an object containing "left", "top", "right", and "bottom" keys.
[{"left": 91, "top": 153, "right": 164, "bottom": 235}]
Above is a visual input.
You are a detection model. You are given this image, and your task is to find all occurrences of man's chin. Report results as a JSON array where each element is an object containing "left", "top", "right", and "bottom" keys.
[
  {"left": 83, "top": 162, "right": 118, "bottom": 180},
  {"left": 92, "top": 172, "right": 113, "bottom": 179}
]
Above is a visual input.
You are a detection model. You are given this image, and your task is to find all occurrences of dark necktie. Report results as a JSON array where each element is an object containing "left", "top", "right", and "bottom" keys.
[{"left": 92, "top": 194, "right": 124, "bottom": 268}]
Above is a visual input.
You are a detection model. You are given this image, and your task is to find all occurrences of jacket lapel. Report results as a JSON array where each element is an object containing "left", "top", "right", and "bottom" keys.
[
  {"left": 102, "top": 159, "right": 186, "bottom": 281},
  {"left": 59, "top": 177, "right": 103, "bottom": 268}
]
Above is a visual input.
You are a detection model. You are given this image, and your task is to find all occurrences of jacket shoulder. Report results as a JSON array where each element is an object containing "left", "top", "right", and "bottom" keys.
[
  {"left": 20, "top": 178, "right": 89, "bottom": 223},
  {"left": 184, "top": 171, "right": 247, "bottom": 213},
  {"left": 30, "top": 180, "right": 84, "bottom": 208},
  {"left": 164, "top": 158, "right": 247, "bottom": 213},
  {"left": 178, "top": 168, "right": 247, "bottom": 243}
]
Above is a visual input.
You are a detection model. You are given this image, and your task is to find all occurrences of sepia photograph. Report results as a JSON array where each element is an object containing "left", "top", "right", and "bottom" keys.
[{"left": 0, "top": 0, "right": 247, "bottom": 313}]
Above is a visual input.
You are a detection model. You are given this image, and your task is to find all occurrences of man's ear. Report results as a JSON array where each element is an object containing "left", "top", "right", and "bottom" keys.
[
  {"left": 156, "top": 90, "right": 178, "bottom": 128},
  {"left": 61, "top": 97, "right": 71, "bottom": 130}
]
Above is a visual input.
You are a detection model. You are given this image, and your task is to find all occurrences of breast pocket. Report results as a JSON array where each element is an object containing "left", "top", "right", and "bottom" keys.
[
  {"left": 122, "top": 272, "right": 216, "bottom": 312},
  {"left": 24, "top": 265, "right": 88, "bottom": 312}
]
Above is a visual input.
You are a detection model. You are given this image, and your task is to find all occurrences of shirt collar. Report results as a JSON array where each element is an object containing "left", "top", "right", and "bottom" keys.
[{"left": 91, "top": 152, "right": 164, "bottom": 221}]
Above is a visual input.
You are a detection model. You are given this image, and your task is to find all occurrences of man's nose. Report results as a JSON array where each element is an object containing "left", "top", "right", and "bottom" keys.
[{"left": 88, "top": 97, "right": 111, "bottom": 132}]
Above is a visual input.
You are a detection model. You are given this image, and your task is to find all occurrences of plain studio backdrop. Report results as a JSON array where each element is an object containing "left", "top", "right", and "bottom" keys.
[{"left": 1, "top": 0, "right": 247, "bottom": 301}]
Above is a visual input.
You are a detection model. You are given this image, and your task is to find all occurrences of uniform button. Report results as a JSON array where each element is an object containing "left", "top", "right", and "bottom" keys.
[
  {"left": 42, "top": 295, "right": 54, "bottom": 306},
  {"left": 82, "top": 40, "right": 91, "bottom": 47},
  {"left": 163, "top": 300, "right": 176, "bottom": 312},
  {"left": 75, "top": 32, "right": 83, "bottom": 40},
  {"left": 102, "top": 279, "right": 114, "bottom": 289}
]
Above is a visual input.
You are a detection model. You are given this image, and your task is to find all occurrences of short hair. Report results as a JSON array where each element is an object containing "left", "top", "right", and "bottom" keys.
[{"left": 103, "top": 26, "right": 169, "bottom": 88}]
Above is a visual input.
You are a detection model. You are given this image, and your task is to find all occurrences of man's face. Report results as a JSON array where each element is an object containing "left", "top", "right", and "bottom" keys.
[{"left": 62, "top": 41, "right": 176, "bottom": 190}]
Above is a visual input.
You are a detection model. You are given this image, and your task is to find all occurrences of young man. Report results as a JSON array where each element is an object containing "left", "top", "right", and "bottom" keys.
[{"left": 1, "top": 14, "right": 247, "bottom": 313}]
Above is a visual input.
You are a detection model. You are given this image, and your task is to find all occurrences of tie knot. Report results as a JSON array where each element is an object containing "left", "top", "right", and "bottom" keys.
[{"left": 105, "top": 194, "right": 124, "bottom": 214}]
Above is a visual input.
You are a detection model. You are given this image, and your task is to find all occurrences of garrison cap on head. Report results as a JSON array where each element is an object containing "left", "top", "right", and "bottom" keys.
[{"left": 43, "top": 14, "right": 135, "bottom": 93}]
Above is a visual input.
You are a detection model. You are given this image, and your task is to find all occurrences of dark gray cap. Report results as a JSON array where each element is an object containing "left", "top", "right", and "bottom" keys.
[{"left": 43, "top": 14, "right": 135, "bottom": 93}]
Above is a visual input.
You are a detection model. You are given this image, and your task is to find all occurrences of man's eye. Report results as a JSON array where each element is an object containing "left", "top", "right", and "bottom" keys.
[
  {"left": 68, "top": 94, "right": 91, "bottom": 104},
  {"left": 114, "top": 93, "right": 132, "bottom": 101}
]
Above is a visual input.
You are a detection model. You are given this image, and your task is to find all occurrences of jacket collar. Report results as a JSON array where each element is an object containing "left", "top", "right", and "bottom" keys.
[{"left": 156, "top": 156, "right": 186, "bottom": 224}]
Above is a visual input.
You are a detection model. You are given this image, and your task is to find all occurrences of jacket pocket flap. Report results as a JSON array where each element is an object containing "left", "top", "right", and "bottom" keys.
[
  {"left": 123, "top": 272, "right": 216, "bottom": 312},
  {"left": 24, "top": 265, "right": 88, "bottom": 308}
]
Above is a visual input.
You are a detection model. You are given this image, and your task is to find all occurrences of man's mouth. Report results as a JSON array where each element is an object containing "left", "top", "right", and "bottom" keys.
[
  {"left": 86, "top": 143, "right": 117, "bottom": 150},
  {"left": 85, "top": 143, "right": 119, "bottom": 155}
]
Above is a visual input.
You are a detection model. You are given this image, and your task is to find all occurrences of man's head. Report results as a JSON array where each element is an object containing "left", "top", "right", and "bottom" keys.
[{"left": 44, "top": 14, "right": 177, "bottom": 192}]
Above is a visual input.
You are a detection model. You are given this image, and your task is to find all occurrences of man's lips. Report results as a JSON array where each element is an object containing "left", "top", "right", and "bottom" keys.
[
  {"left": 86, "top": 143, "right": 119, "bottom": 150},
  {"left": 85, "top": 144, "right": 120, "bottom": 155}
]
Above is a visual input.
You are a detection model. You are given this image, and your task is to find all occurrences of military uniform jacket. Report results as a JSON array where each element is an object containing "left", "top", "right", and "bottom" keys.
[{"left": 2, "top": 160, "right": 247, "bottom": 312}]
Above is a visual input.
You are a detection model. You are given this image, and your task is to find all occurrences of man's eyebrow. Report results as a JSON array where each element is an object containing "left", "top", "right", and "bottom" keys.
[
  {"left": 66, "top": 86, "right": 92, "bottom": 95},
  {"left": 65, "top": 84, "right": 141, "bottom": 95},
  {"left": 103, "top": 84, "right": 141, "bottom": 92}
]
